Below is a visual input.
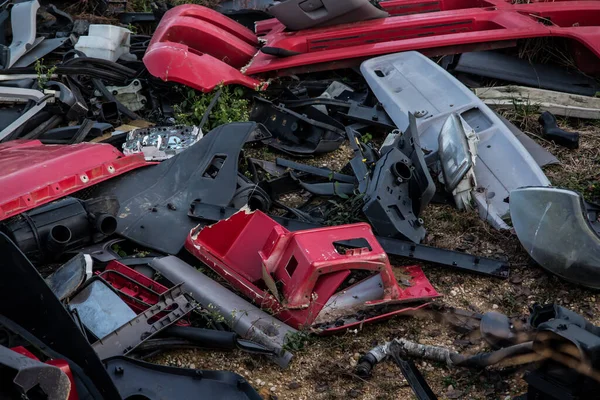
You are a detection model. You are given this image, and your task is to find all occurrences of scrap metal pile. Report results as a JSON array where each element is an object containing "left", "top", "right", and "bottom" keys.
[{"left": 0, "top": 0, "right": 599, "bottom": 399}]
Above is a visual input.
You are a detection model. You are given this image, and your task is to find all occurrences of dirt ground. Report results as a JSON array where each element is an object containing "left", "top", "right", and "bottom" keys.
[{"left": 149, "top": 107, "right": 600, "bottom": 399}]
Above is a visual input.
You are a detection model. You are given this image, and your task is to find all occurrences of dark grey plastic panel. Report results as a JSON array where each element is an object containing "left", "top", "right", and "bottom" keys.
[{"left": 269, "top": 0, "right": 387, "bottom": 31}]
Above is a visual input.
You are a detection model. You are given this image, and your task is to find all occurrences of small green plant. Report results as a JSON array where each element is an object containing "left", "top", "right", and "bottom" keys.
[
  {"left": 111, "top": 244, "right": 128, "bottom": 257},
  {"left": 205, "top": 303, "right": 227, "bottom": 324},
  {"left": 174, "top": 85, "right": 250, "bottom": 131},
  {"left": 126, "top": 23, "right": 138, "bottom": 34},
  {"left": 324, "top": 192, "right": 366, "bottom": 225},
  {"left": 34, "top": 59, "right": 57, "bottom": 89},
  {"left": 498, "top": 98, "right": 540, "bottom": 132},
  {"left": 442, "top": 375, "right": 458, "bottom": 387},
  {"left": 360, "top": 132, "right": 373, "bottom": 143},
  {"left": 284, "top": 330, "right": 312, "bottom": 351}
]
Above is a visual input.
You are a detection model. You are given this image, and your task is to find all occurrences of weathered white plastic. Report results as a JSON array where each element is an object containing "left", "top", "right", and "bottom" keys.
[
  {"left": 361, "top": 51, "right": 550, "bottom": 229},
  {"left": 75, "top": 25, "right": 134, "bottom": 62},
  {"left": 9, "top": 0, "right": 40, "bottom": 68}
]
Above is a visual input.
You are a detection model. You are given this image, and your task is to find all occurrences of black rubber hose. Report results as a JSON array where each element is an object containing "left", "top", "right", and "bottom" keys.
[
  {"left": 62, "top": 56, "right": 138, "bottom": 76},
  {"left": 451, "top": 342, "right": 534, "bottom": 368},
  {"left": 21, "top": 115, "right": 63, "bottom": 140},
  {"left": 163, "top": 326, "right": 238, "bottom": 350}
]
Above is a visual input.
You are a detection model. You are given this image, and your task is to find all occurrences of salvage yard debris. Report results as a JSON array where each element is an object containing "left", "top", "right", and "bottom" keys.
[{"left": 0, "top": 0, "right": 599, "bottom": 399}]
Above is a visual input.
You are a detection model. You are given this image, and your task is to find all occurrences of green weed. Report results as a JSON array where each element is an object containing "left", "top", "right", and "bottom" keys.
[
  {"left": 174, "top": 86, "right": 250, "bottom": 131},
  {"left": 34, "top": 59, "right": 57, "bottom": 89}
]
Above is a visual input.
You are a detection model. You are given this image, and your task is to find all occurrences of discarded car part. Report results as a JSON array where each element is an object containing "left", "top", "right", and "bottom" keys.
[
  {"left": 143, "top": 6, "right": 262, "bottom": 91},
  {"left": 480, "top": 311, "right": 517, "bottom": 349},
  {"left": 70, "top": 279, "right": 138, "bottom": 340},
  {"left": 538, "top": 111, "right": 580, "bottom": 149},
  {"left": 356, "top": 341, "right": 437, "bottom": 400},
  {"left": 0, "top": 87, "right": 49, "bottom": 142},
  {"left": 250, "top": 97, "right": 345, "bottom": 155},
  {"left": 12, "top": 37, "right": 69, "bottom": 68},
  {"left": 95, "top": 79, "right": 147, "bottom": 112},
  {"left": 99, "top": 263, "right": 191, "bottom": 326},
  {"left": 2, "top": 196, "right": 119, "bottom": 264},
  {"left": 362, "top": 51, "right": 550, "bottom": 229},
  {"left": 395, "top": 114, "right": 436, "bottom": 216},
  {"left": 387, "top": 341, "right": 439, "bottom": 400},
  {"left": 185, "top": 209, "right": 439, "bottom": 331},
  {"left": 363, "top": 115, "right": 434, "bottom": 242},
  {"left": 75, "top": 25, "right": 134, "bottom": 62},
  {"left": 346, "top": 127, "right": 373, "bottom": 194},
  {"left": 495, "top": 112, "right": 559, "bottom": 168},
  {"left": 149, "top": 256, "right": 296, "bottom": 368},
  {"left": 478, "top": 86, "right": 600, "bottom": 121},
  {"left": 144, "top": 3, "right": 600, "bottom": 91},
  {"left": 40, "top": 123, "right": 113, "bottom": 144},
  {"left": 92, "top": 284, "right": 195, "bottom": 360},
  {"left": 313, "top": 267, "right": 434, "bottom": 327},
  {"left": 292, "top": 174, "right": 355, "bottom": 197},
  {"left": 163, "top": 326, "right": 276, "bottom": 355},
  {"left": 122, "top": 125, "right": 203, "bottom": 161},
  {"left": 100, "top": 101, "right": 120, "bottom": 123},
  {"left": 0, "top": 344, "right": 71, "bottom": 400},
  {"left": 451, "top": 51, "right": 600, "bottom": 97},
  {"left": 233, "top": 174, "right": 272, "bottom": 211},
  {"left": 276, "top": 158, "right": 355, "bottom": 184},
  {"left": 46, "top": 253, "right": 93, "bottom": 301},
  {"left": 93, "top": 122, "right": 261, "bottom": 254},
  {"left": 250, "top": 158, "right": 287, "bottom": 178},
  {"left": 268, "top": 0, "right": 387, "bottom": 31},
  {"left": 510, "top": 187, "right": 600, "bottom": 289},
  {"left": 0, "top": 232, "right": 121, "bottom": 399},
  {"left": 93, "top": 78, "right": 139, "bottom": 121},
  {"left": 118, "top": 12, "right": 157, "bottom": 24},
  {"left": 95, "top": 0, "right": 127, "bottom": 15},
  {"left": 10, "top": 347, "right": 79, "bottom": 400},
  {"left": 0, "top": 140, "right": 149, "bottom": 222},
  {"left": 438, "top": 114, "right": 478, "bottom": 210},
  {"left": 106, "top": 260, "right": 168, "bottom": 293},
  {"left": 1, "top": 0, "right": 40, "bottom": 69},
  {"left": 45, "top": 81, "right": 89, "bottom": 123},
  {"left": 188, "top": 202, "right": 510, "bottom": 277},
  {"left": 44, "top": 4, "right": 74, "bottom": 31},
  {"left": 358, "top": 337, "right": 533, "bottom": 372},
  {"left": 71, "top": 238, "right": 126, "bottom": 265},
  {"left": 105, "top": 356, "right": 262, "bottom": 400},
  {"left": 524, "top": 303, "right": 600, "bottom": 400}
]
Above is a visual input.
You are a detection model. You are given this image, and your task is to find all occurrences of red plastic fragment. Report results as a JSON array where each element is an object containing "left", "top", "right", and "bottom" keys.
[
  {"left": 144, "top": 2, "right": 600, "bottom": 91},
  {"left": 101, "top": 261, "right": 190, "bottom": 326},
  {"left": 143, "top": 5, "right": 263, "bottom": 92},
  {"left": 185, "top": 210, "right": 439, "bottom": 330},
  {"left": 0, "top": 140, "right": 151, "bottom": 221}
]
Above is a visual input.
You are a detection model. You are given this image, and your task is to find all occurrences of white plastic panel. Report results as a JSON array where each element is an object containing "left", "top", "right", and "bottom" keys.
[{"left": 361, "top": 51, "right": 550, "bottom": 229}]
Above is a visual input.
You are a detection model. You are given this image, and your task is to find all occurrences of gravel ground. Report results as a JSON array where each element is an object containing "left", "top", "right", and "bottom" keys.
[{"left": 150, "top": 109, "right": 600, "bottom": 399}]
